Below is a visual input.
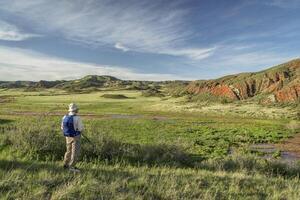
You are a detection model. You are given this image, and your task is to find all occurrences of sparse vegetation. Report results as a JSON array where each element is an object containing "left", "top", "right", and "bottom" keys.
[
  {"left": 187, "top": 92, "right": 233, "bottom": 104},
  {"left": 141, "top": 88, "right": 164, "bottom": 97},
  {"left": 286, "top": 120, "right": 300, "bottom": 131},
  {"left": 164, "top": 81, "right": 189, "bottom": 97}
]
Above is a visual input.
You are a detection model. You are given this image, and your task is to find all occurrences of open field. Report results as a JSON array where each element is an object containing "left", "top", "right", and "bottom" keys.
[
  {"left": 0, "top": 0, "right": 299, "bottom": 199},
  {"left": 1, "top": 89, "right": 300, "bottom": 199}
]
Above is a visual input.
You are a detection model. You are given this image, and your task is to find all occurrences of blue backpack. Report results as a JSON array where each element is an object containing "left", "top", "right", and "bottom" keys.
[{"left": 62, "top": 115, "right": 81, "bottom": 137}]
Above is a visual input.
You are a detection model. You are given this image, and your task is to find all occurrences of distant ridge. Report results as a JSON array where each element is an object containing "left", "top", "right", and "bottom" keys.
[
  {"left": 0, "top": 75, "right": 174, "bottom": 92},
  {"left": 1, "top": 59, "right": 300, "bottom": 103}
]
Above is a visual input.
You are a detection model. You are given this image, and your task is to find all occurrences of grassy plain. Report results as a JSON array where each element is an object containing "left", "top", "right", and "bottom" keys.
[{"left": 0, "top": 88, "right": 300, "bottom": 199}]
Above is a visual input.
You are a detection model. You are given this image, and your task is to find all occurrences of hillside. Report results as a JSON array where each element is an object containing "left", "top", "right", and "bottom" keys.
[
  {"left": 0, "top": 75, "right": 167, "bottom": 92},
  {"left": 54, "top": 75, "right": 121, "bottom": 91},
  {"left": 187, "top": 59, "right": 300, "bottom": 103},
  {"left": 1, "top": 59, "right": 300, "bottom": 103}
]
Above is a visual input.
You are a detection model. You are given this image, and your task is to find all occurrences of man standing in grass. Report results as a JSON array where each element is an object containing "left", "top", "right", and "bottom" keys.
[{"left": 61, "top": 103, "right": 84, "bottom": 172}]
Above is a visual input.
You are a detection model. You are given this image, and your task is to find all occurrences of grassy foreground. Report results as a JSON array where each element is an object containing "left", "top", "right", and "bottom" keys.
[
  {"left": 1, "top": 156, "right": 300, "bottom": 200},
  {"left": 0, "top": 89, "right": 300, "bottom": 199}
]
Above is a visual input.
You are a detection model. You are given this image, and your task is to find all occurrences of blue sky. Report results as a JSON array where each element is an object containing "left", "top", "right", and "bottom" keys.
[{"left": 0, "top": 0, "right": 299, "bottom": 81}]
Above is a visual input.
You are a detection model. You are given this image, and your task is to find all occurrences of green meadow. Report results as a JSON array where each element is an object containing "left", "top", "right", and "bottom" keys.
[{"left": 0, "top": 88, "right": 300, "bottom": 199}]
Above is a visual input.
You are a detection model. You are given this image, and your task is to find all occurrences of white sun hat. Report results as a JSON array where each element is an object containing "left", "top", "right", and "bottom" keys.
[{"left": 68, "top": 103, "right": 79, "bottom": 112}]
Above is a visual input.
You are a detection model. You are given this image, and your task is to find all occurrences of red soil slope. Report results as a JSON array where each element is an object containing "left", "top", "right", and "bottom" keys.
[{"left": 187, "top": 59, "right": 300, "bottom": 103}]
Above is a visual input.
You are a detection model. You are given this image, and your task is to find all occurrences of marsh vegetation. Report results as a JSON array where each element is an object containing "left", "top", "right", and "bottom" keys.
[{"left": 0, "top": 89, "right": 300, "bottom": 199}]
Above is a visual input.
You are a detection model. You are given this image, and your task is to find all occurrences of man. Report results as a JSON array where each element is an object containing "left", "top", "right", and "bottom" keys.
[{"left": 61, "top": 103, "right": 84, "bottom": 172}]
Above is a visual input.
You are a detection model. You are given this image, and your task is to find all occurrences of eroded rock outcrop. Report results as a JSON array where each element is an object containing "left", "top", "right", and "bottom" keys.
[{"left": 187, "top": 59, "right": 300, "bottom": 103}]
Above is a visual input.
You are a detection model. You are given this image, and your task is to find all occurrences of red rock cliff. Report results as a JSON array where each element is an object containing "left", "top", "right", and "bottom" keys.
[{"left": 187, "top": 59, "right": 300, "bottom": 103}]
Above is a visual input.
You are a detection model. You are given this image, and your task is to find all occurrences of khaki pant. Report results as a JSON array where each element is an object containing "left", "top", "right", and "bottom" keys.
[{"left": 63, "top": 135, "right": 81, "bottom": 167}]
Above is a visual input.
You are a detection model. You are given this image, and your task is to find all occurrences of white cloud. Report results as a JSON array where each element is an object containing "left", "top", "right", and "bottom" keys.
[
  {"left": 0, "top": 0, "right": 214, "bottom": 60},
  {"left": 0, "top": 46, "right": 188, "bottom": 81},
  {"left": 114, "top": 43, "right": 129, "bottom": 52},
  {"left": 162, "top": 47, "right": 216, "bottom": 60},
  {"left": 0, "top": 20, "right": 38, "bottom": 41}
]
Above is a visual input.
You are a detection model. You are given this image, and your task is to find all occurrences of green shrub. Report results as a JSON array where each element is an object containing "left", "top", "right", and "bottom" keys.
[{"left": 101, "top": 94, "right": 129, "bottom": 99}]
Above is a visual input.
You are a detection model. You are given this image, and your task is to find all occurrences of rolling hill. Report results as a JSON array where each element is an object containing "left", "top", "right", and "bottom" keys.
[
  {"left": 1, "top": 59, "right": 300, "bottom": 103},
  {"left": 0, "top": 75, "right": 166, "bottom": 91}
]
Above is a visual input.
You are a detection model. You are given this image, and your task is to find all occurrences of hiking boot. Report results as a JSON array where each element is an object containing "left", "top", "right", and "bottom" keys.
[{"left": 69, "top": 167, "right": 80, "bottom": 172}]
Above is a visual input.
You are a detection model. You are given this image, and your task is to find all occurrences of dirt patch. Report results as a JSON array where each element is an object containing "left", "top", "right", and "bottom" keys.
[
  {"left": 152, "top": 116, "right": 169, "bottom": 121},
  {"left": 109, "top": 114, "right": 142, "bottom": 119}
]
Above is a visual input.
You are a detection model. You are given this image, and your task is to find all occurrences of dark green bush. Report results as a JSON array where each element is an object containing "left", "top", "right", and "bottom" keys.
[{"left": 101, "top": 94, "right": 129, "bottom": 99}]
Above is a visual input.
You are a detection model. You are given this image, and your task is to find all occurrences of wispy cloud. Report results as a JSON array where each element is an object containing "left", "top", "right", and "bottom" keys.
[
  {"left": 0, "top": 46, "right": 188, "bottom": 81},
  {"left": 114, "top": 43, "right": 129, "bottom": 52},
  {"left": 0, "top": 20, "right": 38, "bottom": 41},
  {"left": 0, "top": 0, "right": 214, "bottom": 60},
  {"left": 162, "top": 47, "right": 216, "bottom": 60}
]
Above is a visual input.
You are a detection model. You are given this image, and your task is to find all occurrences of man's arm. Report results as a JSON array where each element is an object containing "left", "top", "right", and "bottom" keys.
[{"left": 75, "top": 116, "right": 84, "bottom": 132}]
